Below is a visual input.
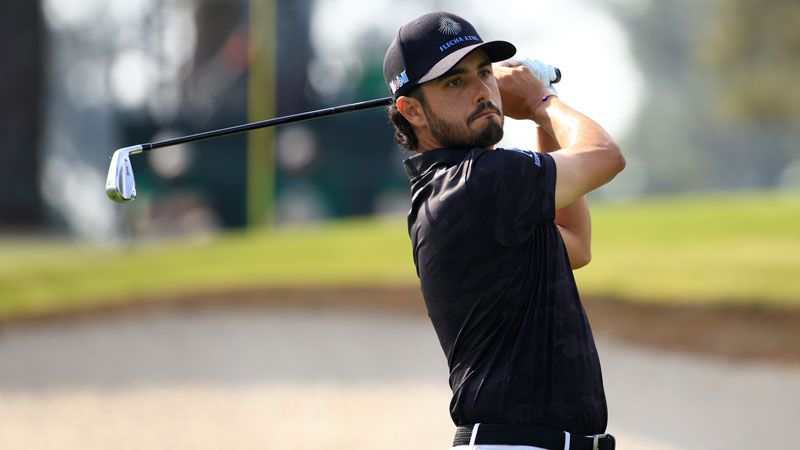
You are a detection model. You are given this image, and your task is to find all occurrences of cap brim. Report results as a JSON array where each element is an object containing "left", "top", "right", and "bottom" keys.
[{"left": 417, "top": 40, "right": 516, "bottom": 84}]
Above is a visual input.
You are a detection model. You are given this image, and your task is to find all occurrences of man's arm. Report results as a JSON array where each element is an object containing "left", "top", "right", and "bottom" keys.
[
  {"left": 536, "top": 97, "right": 625, "bottom": 210},
  {"left": 496, "top": 64, "right": 625, "bottom": 210},
  {"left": 536, "top": 127, "right": 591, "bottom": 269}
]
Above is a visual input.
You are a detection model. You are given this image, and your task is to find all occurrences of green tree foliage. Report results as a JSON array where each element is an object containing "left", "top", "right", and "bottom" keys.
[{"left": 703, "top": 0, "right": 800, "bottom": 124}]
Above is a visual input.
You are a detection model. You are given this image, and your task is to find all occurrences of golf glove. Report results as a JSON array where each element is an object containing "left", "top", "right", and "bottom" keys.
[{"left": 511, "top": 58, "right": 559, "bottom": 95}]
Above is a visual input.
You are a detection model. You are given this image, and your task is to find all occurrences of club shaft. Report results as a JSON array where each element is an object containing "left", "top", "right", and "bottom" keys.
[{"left": 142, "top": 97, "right": 392, "bottom": 151}]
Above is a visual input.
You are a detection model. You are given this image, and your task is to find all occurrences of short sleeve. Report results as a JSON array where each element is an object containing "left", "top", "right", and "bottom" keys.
[{"left": 467, "top": 148, "right": 556, "bottom": 246}]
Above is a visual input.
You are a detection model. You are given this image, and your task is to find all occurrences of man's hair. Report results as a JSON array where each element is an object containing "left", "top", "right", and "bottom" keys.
[{"left": 387, "top": 86, "right": 426, "bottom": 151}]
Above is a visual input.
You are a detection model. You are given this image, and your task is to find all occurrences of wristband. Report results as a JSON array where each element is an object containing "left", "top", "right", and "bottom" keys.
[
  {"left": 538, "top": 94, "right": 557, "bottom": 107},
  {"left": 533, "top": 94, "right": 557, "bottom": 122}
]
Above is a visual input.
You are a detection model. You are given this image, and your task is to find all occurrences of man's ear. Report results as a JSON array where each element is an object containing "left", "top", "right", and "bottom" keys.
[{"left": 396, "top": 95, "right": 427, "bottom": 128}]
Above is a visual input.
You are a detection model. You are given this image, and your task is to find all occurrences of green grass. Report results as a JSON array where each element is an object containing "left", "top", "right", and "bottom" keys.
[
  {"left": 574, "top": 191, "right": 800, "bottom": 308},
  {"left": 0, "top": 191, "right": 798, "bottom": 320},
  {"left": 0, "top": 218, "right": 416, "bottom": 319}
]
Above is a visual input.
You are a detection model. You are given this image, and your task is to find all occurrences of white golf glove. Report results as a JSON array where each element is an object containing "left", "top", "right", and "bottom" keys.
[{"left": 510, "top": 58, "right": 559, "bottom": 95}]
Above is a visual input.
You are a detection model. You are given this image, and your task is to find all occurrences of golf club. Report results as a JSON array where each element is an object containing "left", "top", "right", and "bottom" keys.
[
  {"left": 105, "top": 97, "right": 392, "bottom": 203},
  {"left": 106, "top": 67, "right": 561, "bottom": 203}
]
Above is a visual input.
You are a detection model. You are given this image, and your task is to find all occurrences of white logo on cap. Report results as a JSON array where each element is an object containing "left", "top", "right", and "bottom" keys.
[{"left": 438, "top": 17, "right": 462, "bottom": 35}]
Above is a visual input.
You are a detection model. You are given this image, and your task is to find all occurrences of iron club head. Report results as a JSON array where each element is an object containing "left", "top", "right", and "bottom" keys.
[{"left": 105, "top": 145, "right": 143, "bottom": 203}]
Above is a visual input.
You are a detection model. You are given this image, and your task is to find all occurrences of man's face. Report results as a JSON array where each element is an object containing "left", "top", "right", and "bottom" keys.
[{"left": 419, "top": 49, "right": 504, "bottom": 149}]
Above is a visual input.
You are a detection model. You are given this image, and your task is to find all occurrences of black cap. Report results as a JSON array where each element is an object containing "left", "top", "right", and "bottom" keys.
[{"left": 383, "top": 11, "right": 516, "bottom": 98}]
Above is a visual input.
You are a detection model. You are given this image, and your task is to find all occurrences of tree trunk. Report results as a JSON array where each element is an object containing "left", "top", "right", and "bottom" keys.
[{"left": 0, "top": 0, "right": 43, "bottom": 229}]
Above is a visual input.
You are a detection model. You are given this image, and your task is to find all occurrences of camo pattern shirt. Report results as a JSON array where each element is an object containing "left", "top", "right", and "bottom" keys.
[{"left": 404, "top": 147, "right": 607, "bottom": 435}]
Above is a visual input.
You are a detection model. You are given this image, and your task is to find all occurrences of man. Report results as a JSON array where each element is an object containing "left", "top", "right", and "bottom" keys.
[{"left": 383, "top": 11, "right": 625, "bottom": 450}]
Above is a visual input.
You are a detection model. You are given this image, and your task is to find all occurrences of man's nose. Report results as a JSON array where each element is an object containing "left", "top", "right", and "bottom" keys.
[{"left": 473, "top": 76, "right": 492, "bottom": 104}]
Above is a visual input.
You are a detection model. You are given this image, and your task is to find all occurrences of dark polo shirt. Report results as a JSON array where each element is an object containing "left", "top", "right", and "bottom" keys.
[{"left": 404, "top": 147, "right": 607, "bottom": 435}]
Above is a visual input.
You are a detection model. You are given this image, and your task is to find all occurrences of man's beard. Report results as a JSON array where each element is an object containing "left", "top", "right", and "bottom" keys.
[{"left": 423, "top": 101, "right": 504, "bottom": 149}]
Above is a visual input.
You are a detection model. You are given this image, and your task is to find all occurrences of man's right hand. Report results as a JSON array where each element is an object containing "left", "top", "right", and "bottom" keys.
[
  {"left": 494, "top": 61, "right": 552, "bottom": 121},
  {"left": 511, "top": 58, "right": 559, "bottom": 95}
]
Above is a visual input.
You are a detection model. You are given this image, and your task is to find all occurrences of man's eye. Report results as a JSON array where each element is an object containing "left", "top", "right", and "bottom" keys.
[
  {"left": 479, "top": 68, "right": 492, "bottom": 78},
  {"left": 447, "top": 78, "right": 462, "bottom": 87}
]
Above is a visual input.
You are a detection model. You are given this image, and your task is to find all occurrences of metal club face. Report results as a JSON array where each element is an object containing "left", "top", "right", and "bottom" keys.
[{"left": 105, "top": 145, "right": 143, "bottom": 203}]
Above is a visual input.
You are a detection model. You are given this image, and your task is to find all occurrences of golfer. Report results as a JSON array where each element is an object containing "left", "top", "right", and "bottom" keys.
[{"left": 384, "top": 11, "right": 624, "bottom": 450}]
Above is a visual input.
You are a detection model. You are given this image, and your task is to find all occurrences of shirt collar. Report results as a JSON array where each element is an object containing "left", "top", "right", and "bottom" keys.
[{"left": 403, "top": 148, "right": 473, "bottom": 181}]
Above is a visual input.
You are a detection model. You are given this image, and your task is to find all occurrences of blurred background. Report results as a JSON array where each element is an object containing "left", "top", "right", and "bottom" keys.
[
  {"left": 0, "top": 0, "right": 798, "bottom": 449},
  {"left": 3, "top": 0, "right": 798, "bottom": 239}
]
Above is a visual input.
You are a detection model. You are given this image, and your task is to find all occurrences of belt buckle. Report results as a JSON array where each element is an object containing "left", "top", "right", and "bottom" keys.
[{"left": 592, "top": 433, "right": 615, "bottom": 450}]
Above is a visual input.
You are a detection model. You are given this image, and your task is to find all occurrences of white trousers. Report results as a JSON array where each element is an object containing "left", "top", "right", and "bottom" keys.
[{"left": 451, "top": 446, "right": 550, "bottom": 450}]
